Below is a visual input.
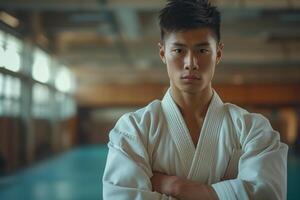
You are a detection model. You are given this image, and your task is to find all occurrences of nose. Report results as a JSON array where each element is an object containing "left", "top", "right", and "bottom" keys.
[{"left": 184, "top": 51, "right": 199, "bottom": 70}]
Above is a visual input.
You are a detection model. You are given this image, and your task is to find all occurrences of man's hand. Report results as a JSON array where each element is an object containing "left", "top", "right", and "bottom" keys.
[
  {"left": 150, "top": 172, "right": 179, "bottom": 196},
  {"left": 150, "top": 172, "right": 219, "bottom": 200}
]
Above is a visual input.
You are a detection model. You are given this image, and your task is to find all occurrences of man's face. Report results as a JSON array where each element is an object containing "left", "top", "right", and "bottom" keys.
[{"left": 159, "top": 27, "right": 223, "bottom": 95}]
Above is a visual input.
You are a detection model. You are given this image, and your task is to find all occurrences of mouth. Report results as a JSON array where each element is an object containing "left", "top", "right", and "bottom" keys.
[{"left": 181, "top": 75, "right": 200, "bottom": 80}]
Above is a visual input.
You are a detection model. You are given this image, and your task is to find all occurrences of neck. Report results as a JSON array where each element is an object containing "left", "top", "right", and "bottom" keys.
[{"left": 170, "top": 86, "right": 213, "bottom": 119}]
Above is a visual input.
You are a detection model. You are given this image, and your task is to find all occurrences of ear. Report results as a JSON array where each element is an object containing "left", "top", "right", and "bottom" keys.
[
  {"left": 216, "top": 42, "right": 224, "bottom": 65},
  {"left": 158, "top": 42, "right": 166, "bottom": 64}
]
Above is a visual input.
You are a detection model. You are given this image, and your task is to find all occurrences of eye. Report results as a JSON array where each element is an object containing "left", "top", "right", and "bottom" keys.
[
  {"left": 173, "top": 49, "right": 183, "bottom": 54},
  {"left": 199, "top": 49, "right": 209, "bottom": 53}
]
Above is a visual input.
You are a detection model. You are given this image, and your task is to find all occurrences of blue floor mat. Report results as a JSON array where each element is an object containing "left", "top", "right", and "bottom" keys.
[
  {"left": 287, "top": 152, "right": 300, "bottom": 200},
  {"left": 0, "top": 145, "right": 108, "bottom": 200}
]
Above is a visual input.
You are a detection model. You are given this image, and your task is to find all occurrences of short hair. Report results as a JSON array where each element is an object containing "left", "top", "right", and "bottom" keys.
[{"left": 159, "top": 0, "right": 221, "bottom": 43}]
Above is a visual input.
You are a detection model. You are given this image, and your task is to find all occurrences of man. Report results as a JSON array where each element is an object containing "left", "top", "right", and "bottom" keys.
[{"left": 102, "top": 0, "right": 288, "bottom": 199}]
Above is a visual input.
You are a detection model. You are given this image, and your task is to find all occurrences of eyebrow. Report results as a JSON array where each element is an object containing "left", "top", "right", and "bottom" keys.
[{"left": 171, "top": 42, "right": 210, "bottom": 47}]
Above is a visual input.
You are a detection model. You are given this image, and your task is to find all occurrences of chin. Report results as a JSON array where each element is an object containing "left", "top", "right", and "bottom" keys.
[
  {"left": 181, "top": 86, "right": 204, "bottom": 94},
  {"left": 171, "top": 81, "right": 206, "bottom": 94},
  {"left": 181, "top": 84, "right": 207, "bottom": 94}
]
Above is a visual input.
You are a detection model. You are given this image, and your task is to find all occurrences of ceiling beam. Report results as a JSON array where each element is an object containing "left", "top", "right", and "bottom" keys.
[
  {"left": 1, "top": 1, "right": 300, "bottom": 11},
  {"left": 114, "top": 8, "right": 140, "bottom": 41}
]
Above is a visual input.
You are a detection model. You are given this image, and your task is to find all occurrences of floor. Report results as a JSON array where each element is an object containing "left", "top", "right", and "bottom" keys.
[
  {"left": 0, "top": 145, "right": 108, "bottom": 200},
  {"left": 0, "top": 145, "right": 299, "bottom": 200}
]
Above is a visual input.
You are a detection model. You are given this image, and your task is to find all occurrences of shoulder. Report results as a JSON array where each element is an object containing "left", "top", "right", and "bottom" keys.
[
  {"left": 223, "top": 103, "right": 278, "bottom": 146},
  {"left": 116, "top": 99, "right": 163, "bottom": 129},
  {"left": 110, "top": 100, "right": 163, "bottom": 143},
  {"left": 224, "top": 103, "right": 273, "bottom": 131}
]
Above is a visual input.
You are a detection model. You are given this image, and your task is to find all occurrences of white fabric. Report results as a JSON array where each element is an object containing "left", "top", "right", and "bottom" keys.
[{"left": 102, "top": 89, "right": 288, "bottom": 200}]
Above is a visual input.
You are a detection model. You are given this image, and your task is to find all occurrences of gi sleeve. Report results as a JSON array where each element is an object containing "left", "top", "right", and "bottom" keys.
[
  {"left": 102, "top": 114, "right": 170, "bottom": 200},
  {"left": 212, "top": 113, "right": 288, "bottom": 200}
]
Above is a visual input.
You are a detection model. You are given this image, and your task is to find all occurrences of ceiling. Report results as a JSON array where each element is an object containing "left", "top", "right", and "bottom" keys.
[{"left": 0, "top": 0, "right": 300, "bottom": 98}]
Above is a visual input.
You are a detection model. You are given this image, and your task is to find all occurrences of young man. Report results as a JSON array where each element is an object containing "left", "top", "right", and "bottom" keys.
[{"left": 103, "top": 0, "right": 288, "bottom": 199}]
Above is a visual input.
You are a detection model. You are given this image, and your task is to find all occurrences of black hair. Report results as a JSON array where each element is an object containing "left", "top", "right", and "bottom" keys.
[{"left": 159, "top": 0, "right": 221, "bottom": 42}]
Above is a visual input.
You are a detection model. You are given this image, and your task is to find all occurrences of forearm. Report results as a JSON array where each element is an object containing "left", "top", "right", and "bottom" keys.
[
  {"left": 171, "top": 178, "right": 219, "bottom": 200},
  {"left": 151, "top": 173, "right": 218, "bottom": 200}
]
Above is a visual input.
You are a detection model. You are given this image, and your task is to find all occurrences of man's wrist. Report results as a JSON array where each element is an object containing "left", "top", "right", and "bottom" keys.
[
  {"left": 169, "top": 176, "right": 182, "bottom": 197},
  {"left": 207, "top": 185, "right": 219, "bottom": 200},
  {"left": 170, "top": 178, "right": 219, "bottom": 200}
]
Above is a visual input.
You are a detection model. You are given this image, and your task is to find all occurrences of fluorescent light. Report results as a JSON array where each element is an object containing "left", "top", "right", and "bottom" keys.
[{"left": 0, "top": 12, "right": 19, "bottom": 28}]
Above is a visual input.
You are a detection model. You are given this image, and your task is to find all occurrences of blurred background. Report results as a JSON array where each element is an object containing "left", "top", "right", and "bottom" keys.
[{"left": 0, "top": 0, "right": 299, "bottom": 199}]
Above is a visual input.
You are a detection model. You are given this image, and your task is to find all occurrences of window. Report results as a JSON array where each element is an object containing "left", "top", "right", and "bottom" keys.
[
  {"left": 55, "top": 66, "right": 75, "bottom": 93},
  {"left": 55, "top": 92, "right": 76, "bottom": 119},
  {"left": 0, "top": 73, "right": 4, "bottom": 115},
  {"left": 0, "top": 30, "right": 5, "bottom": 67},
  {"left": 32, "top": 49, "right": 51, "bottom": 83},
  {"left": 3, "top": 35, "right": 22, "bottom": 72},
  {"left": 0, "top": 73, "right": 3, "bottom": 96},
  {"left": 2, "top": 75, "right": 21, "bottom": 116},
  {"left": 32, "top": 83, "right": 51, "bottom": 118},
  {"left": 0, "top": 46, "right": 5, "bottom": 67}
]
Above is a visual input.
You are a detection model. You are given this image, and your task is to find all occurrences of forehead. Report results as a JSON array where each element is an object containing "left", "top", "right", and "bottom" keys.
[{"left": 164, "top": 27, "right": 217, "bottom": 46}]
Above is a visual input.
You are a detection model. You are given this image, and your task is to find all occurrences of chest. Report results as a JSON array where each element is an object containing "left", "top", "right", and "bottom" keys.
[
  {"left": 185, "top": 118, "right": 204, "bottom": 147},
  {"left": 151, "top": 119, "right": 240, "bottom": 184}
]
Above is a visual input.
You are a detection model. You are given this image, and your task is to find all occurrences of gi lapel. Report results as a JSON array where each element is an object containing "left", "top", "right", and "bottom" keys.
[
  {"left": 161, "top": 89, "right": 196, "bottom": 177},
  {"left": 187, "top": 91, "right": 225, "bottom": 183}
]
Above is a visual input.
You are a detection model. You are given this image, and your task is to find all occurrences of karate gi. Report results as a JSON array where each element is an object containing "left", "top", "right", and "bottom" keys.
[{"left": 103, "top": 89, "right": 288, "bottom": 200}]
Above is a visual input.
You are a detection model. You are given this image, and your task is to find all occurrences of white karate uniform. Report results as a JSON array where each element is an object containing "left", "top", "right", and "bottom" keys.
[{"left": 102, "top": 89, "right": 288, "bottom": 200}]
